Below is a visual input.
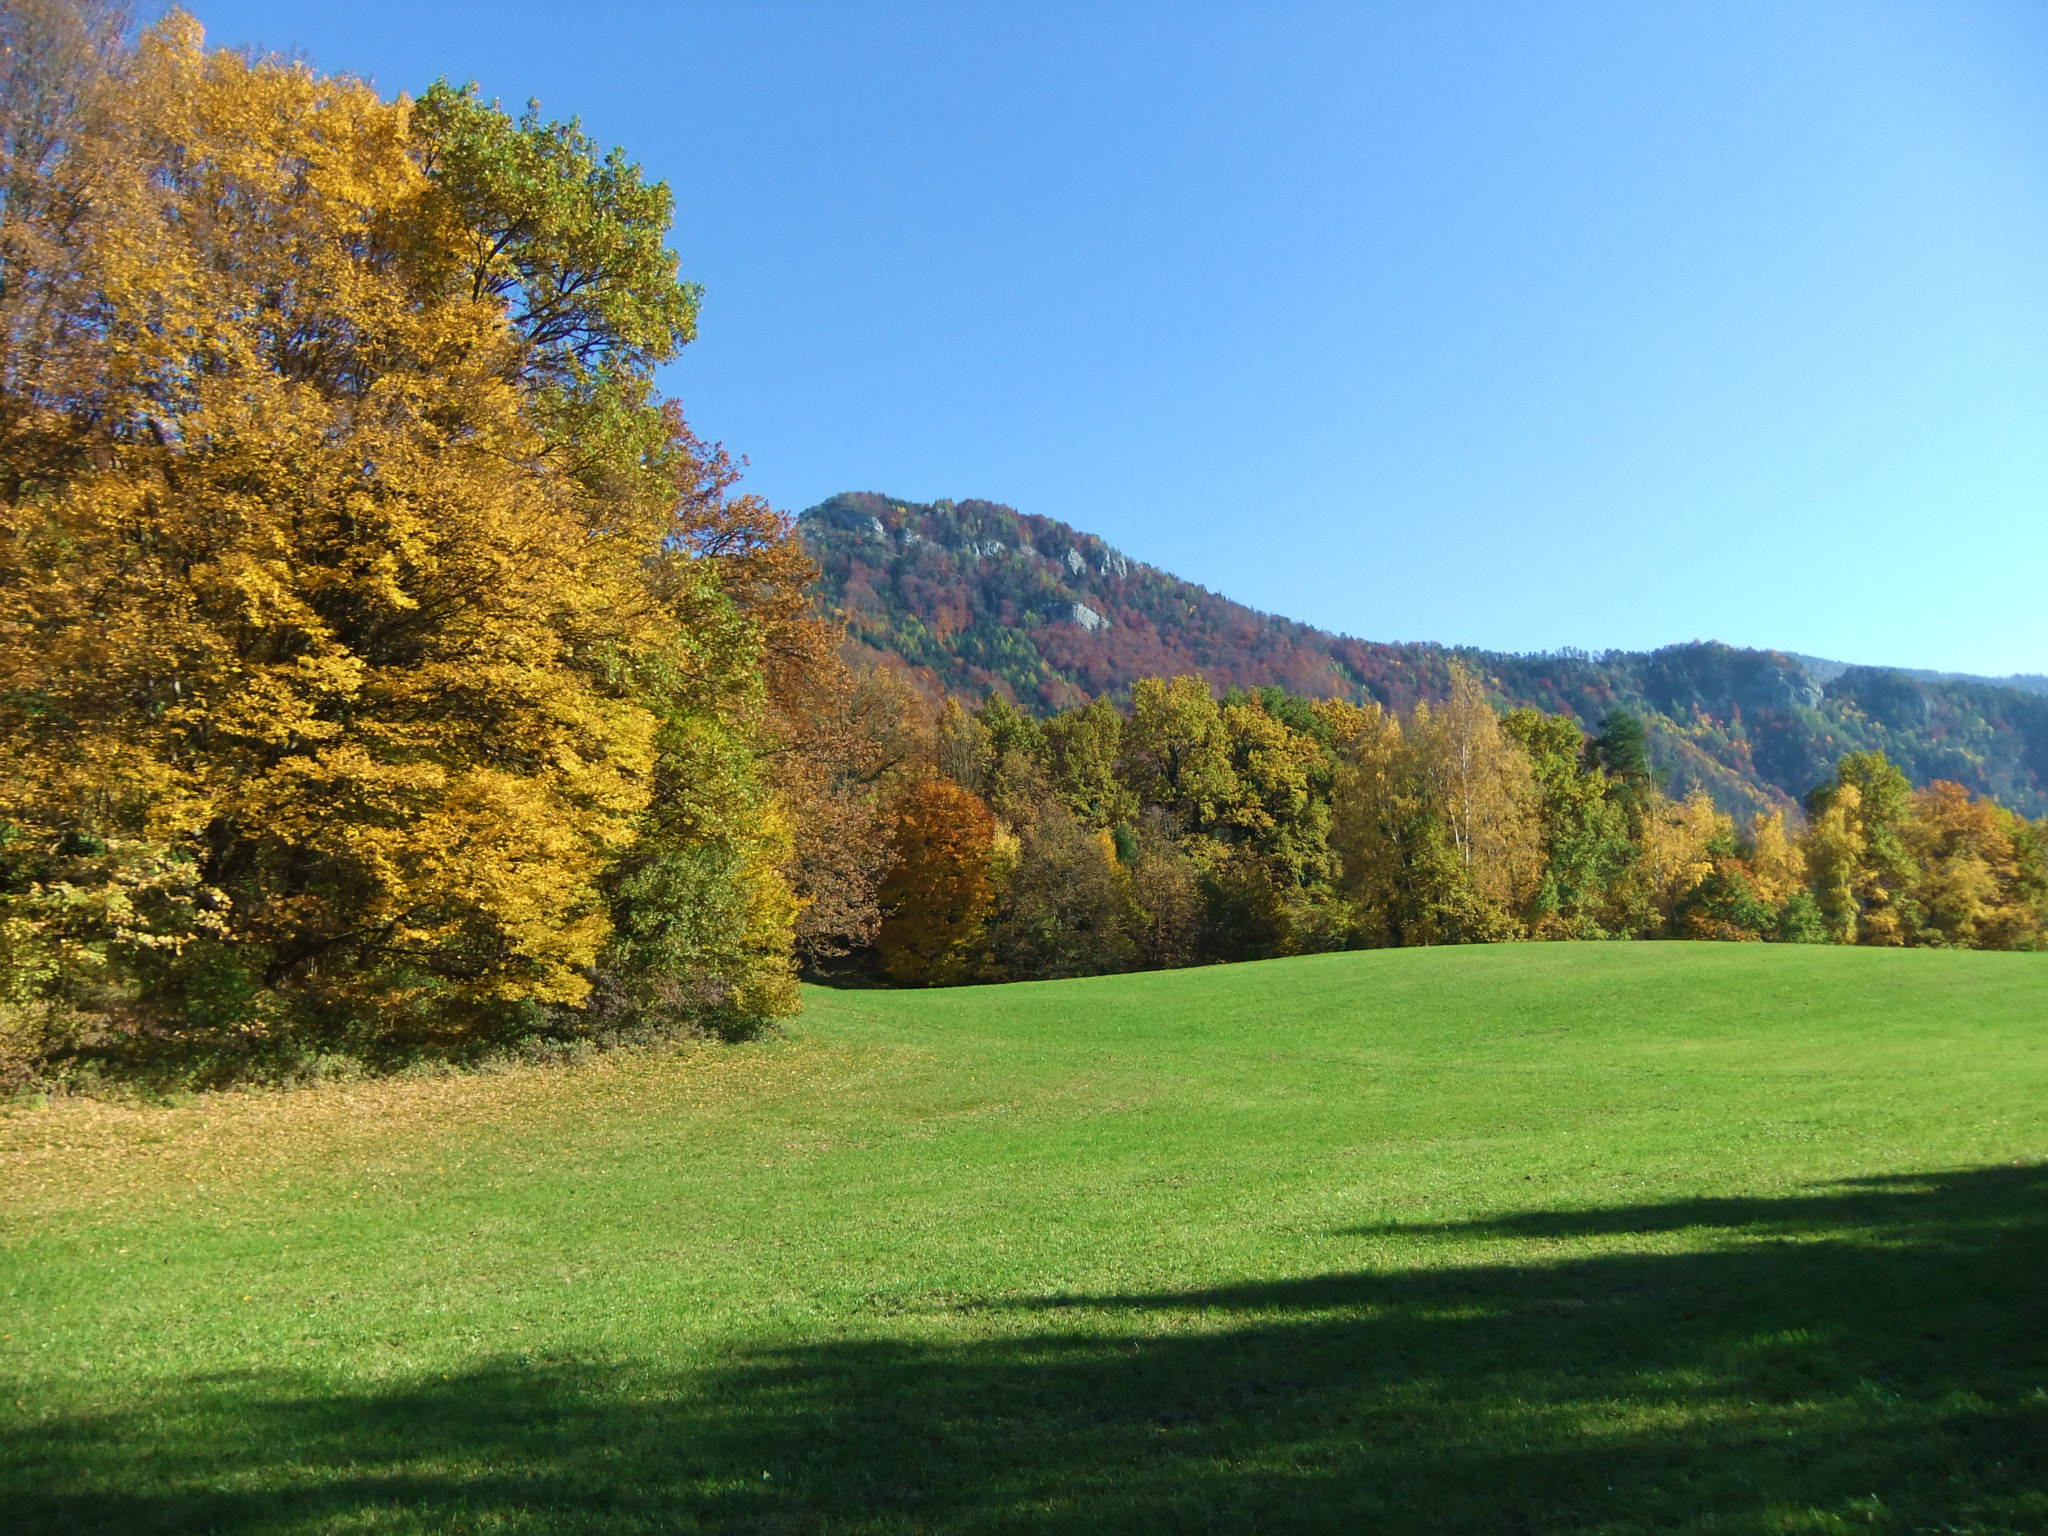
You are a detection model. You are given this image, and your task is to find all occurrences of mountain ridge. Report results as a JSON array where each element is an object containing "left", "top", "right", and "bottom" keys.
[
  {"left": 799, "top": 491, "right": 2048, "bottom": 819},
  {"left": 1787, "top": 654, "right": 2048, "bottom": 697}
]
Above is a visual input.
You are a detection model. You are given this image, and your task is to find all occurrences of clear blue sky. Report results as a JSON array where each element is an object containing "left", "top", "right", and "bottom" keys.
[{"left": 195, "top": 2, "right": 2048, "bottom": 674}]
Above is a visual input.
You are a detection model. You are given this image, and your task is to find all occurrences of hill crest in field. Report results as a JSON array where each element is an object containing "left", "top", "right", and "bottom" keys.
[{"left": 799, "top": 491, "right": 2048, "bottom": 818}]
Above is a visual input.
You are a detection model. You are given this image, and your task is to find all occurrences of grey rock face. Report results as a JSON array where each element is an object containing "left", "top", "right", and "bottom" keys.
[
  {"left": 1772, "top": 665, "right": 1824, "bottom": 711},
  {"left": 1069, "top": 602, "right": 1108, "bottom": 632}
]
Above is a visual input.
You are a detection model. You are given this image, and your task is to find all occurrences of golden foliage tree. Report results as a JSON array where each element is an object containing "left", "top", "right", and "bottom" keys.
[
  {"left": 1327, "top": 669, "right": 1538, "bottom": 946},
  {"left": 1901, "top": 781, "right": 2042, "bottom": 949},
  {"left": 1747, "top": 811, "right": 1808, "bottom": 907},
  {"left": 0, "top": 14, "right": 802, "bottom": 1072},
  {"left": 1804, "top": 751, "right": 1916, "bottom": 945},
  {"left": 1120, "top": 676, "right": 1239, "bottom": 840},
  {"left": 1218, "top": 696, "right": 1333, "bottom": 885},
  {"left": 1635, "top": 790, "right": 1732, "bottom": 927},
  {"left": 1407, "top": 666, "right": 1542, "bottom": 918},
  {"left": 1042, "top": 694, "right": 1137, "bottom": 830},
  {"left": 1323, "top": 702, "right": 1406, "bottom": 927},
  {"left": 875, "top": 777, "right": 995, "bottom": 986}
]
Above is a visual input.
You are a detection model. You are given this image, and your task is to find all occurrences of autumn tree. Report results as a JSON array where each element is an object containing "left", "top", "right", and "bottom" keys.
[
  {"left": 1562, "top": 783, "right": 1714, "bottom": 937},
  {"left": 0, "top": 14, "right": 802, "bottom": 1075},
  {"left": 1805, "top": 751, "right": 1916, "bottom": 944},
  {"left": 1325, "top": 672, "right": 1532, "bottom": 947},
  {"left": 409, "top": 79, "right": 813, "bottom": 1037},
  {"left": 1123, "top": 812, "right": 1204, "bottom": 969},
  {"left": 1501, "top": 708, "right": 1633, "bottom": 936},
  {"left": 776, "top": 664, "right": 928, "bottom": 972},
  {"left": 1901, "top": 781, "right": 2045, "bottom": 949},
  {"left": 1670, "top": 826, "right": 1778, "bottom": 941},
  {"left": 934, "top": 696, "right": 994, "bottom": 799},
  {"left": 922, "top": 690, "right": 1136, "bottom": 980},
  {"left": 1042, "top": 694, "right": 1137, "bottom": 830},
  {"left": 1039, "top": 695, "right": 1194, "bottom": 969},
  {"left": 1325, "top": 700, "right": 1408, "bottom": 945},
  {"left": 874, "top": 777, "right": 995, "bottom": 985},
  {"left": 819, "top": 666, "right": 2048, "bottom": 980},
  {"left": 975, "top": 692, "right": 1047, "bottom": 811},
  {"left": 1119, "top": 676, "right": 1239, "bottom": 842},
  {"left": 1406, "top": 666, "right": 1541, "bottom": 927},
  {"left": 983, "top": 788, "right": 1136, "bottom": 979},
  {"left": 1218, "top": 693, "right": 1336, "bottom": 888},
  {"left": 1748, "top": 811, "right": 1806, "bottom": 906}
]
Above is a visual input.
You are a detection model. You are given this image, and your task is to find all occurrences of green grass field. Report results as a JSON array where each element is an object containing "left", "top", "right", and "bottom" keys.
[{"left": 3, "top": 943, "right": 2045, "bottom": 1533}]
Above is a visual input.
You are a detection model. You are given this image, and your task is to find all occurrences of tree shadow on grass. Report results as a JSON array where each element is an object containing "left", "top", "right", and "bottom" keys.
[{"left": 11, "top": 1165, "right": 2047, "bottom": 1533}]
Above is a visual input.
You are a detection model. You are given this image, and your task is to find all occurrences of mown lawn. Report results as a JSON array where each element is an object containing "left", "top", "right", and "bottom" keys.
[{"left": 3, "top": 942, "right": 2045, "bottom": 1533}]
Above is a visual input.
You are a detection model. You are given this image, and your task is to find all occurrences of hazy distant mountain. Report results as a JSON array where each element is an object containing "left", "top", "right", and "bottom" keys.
[
  {"left": 1790, "top": 654, "right": 2048, "bottom": 698},
  {"left": 801, "top": 492, "right": 2048, "bottom": 818}
]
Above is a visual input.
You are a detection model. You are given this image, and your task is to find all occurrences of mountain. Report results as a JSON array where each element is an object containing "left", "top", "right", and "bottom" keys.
[
  {"left": 799, "top": 492, "right": 2048, "bottom": 819},
  {"left": 1789, "top": 654, "right": 2048, "bottom": 698}
]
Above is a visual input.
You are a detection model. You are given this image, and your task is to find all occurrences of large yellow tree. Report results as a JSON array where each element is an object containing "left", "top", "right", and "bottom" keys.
[{"left": 0, "top": 14, "right": 798, "bottom": 1067}]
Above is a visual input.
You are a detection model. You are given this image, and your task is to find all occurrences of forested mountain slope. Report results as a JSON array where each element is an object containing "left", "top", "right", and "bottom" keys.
[{"left": 801, "top": 492, "right": 2048, "bottom": 817}]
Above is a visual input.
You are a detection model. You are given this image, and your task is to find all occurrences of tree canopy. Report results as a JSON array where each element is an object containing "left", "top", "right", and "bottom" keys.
[{"left": 0, "top": 11, "right": 819, "bottom": 1082}]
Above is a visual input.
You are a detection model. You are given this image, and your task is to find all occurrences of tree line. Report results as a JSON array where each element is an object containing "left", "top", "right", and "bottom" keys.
[
  {"left": 850, "top": 670, "right": 2048, "bottom": 987},
  {"left": 0, "top": 9, "right": 2038, "bottom": 1090}
]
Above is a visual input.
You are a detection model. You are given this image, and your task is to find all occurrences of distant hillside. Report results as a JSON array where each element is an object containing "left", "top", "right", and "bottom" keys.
[
  {"left": 1788, "top": 654, "right": 2048, "bottom": 698},
  {"left": 801, "top": 492, "right": 2048, "bottom": 818}
]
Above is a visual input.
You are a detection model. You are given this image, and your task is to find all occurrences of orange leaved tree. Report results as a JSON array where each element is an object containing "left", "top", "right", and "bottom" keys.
[{"left": 875, "top": 778, "right": 995, "bottom": 986}]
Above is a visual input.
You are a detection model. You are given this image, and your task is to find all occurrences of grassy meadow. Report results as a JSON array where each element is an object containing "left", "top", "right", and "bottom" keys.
[{"left": 3, "top": 942, "right": 2045, "bottom": 1533}]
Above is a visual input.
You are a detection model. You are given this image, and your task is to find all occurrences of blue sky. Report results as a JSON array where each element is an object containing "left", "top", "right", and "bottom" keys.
[{"left": 196, "top": 2, "right": 2048, "bottom": 674}]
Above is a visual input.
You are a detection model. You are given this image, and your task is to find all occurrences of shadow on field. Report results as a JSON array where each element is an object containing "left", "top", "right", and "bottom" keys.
[{"left": 13, "top": 1165, "right": 2047, "bottom": 1534}]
